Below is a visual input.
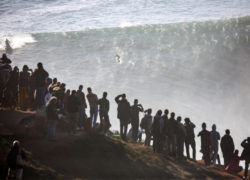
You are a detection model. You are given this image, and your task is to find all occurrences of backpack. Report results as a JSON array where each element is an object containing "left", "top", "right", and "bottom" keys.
[{"left": 140, "top": 116, "right": 147, "bottom": 129}]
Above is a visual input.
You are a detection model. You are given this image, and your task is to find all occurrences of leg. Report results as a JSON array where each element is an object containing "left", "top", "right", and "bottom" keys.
[
  {"left": 93, "top": 107, "right": 98, "bottom": 128},
  {"left": 124, "top": 123, "right": 128, "bottom": 139},
  {"left": 120, "top": 120, "right": 124, "bottom": 139},
  {"left": 190, "top": 139, "right": 196, "bottom": 160},
  {"left": 244, "top": 160, "right": 249, "bottom": 179},
  {"left": 185, "top": 140, "right": 190, "bottom": 159}
]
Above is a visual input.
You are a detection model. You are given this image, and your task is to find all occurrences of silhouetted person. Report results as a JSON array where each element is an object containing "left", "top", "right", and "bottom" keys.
[
  {"left": 176, "top": 116, "right": 186, "bottom": 158},
  {"left": 225, "top": 150, "right": 243, "bottom": 174},
  {"left": 87, "top": 87, "right": 98, "bottom": 128},
  {"left": 168, "top": 112, "right": 178, "bottom": 156},
  {"left": 241, "top": 137, "right": 250, "bottom": 179},
  {"left": 67, "top": 90, "right": 80, "bottom": 135},
  {"left": 144, "top": 109, "right": 153, "bottom": 146},
  {"left": 6, "top": 140, "right": 26, "bottom": 180},
  {"left": 63, "top": 89, "right": 70, "bottom": 112},
  {"left": 52, "top": 78, "right": 57, "bottom": 86},
  {"left": 184, "top": 118, "right": 196, "bottom": 160},
  {"left": 162, "top": 109, "right": 169, "bottom": 153},
  {"left": 46, "top": 97, "right": 58, "bottom": 141},
  {"left": 220, "top": 129, "right": 235, "bottom": 167},
  {"left": 76, "top": 85, "right": 87, "bottom": 129},
  {"left": 210, "top": 124, "right": 220, "bottom": 165},
  {"left": 115, "top": 94, "right": 131, "bottom": 141},
  {"left": 33, "top": 62, "right": 49, "bottom": 108},
  {"left": 130, "top": 99, "right": 144, "bottom": 142},
  {"left": 198, "top": 123, "right": 211, "bottom": 167},
  {"left": 18, "top": 65, "right": 30, "bottom": 110},
  {"left": 152, "top": 110, "right": 164, "bottom": 153},
  {"left": 98, "top": 92, "right": 110, "bottom": 131}
]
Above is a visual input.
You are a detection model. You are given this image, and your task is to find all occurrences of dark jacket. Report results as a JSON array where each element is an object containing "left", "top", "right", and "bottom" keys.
[
  {"left": 19, "top": 71, "right": 30, "bottom": 88},
  {"left": 33, "top": 68, "right": 49, "bottom": 88},
  {"left": 76, "top": 90, "right": 87, "bottom": 108},
  {"left": 151, "top": 114, "right": 164, "bottom": 136},
  {"left": 98, "top": 98, "right": 109, "bottom": 114},
  {"left": 67, "top": 95, "right": 80, "bottom": 113},
  {"left": 168, "top": 117, "right": 178, "bottom": 136},
  {"left": 7, "top": 146, "right": 26, "bottom": 169},
  {"left": 198, "top": 130, "right": 211, "bottom": 151},
  {"left": 115, "top": 95, "right": 130, "bottom": 122},
  {"left": 184, "top": 122, "right": 196, "bottom": 140},
  {"left": 241, "top": 139, "right": 250, "bottom": 161},
  {"left": 220, "top": 134, "right": 234, "bottom": 156}
]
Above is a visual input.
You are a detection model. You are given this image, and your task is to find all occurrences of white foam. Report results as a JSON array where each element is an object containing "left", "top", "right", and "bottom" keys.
[{"left": 0, "top": 34, "right": 36, "bottom": 51}]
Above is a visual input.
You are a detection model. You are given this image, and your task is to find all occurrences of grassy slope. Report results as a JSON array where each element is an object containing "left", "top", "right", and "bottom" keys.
[{"left": 0, "top": 109, "right": 241, "bottom": 179}]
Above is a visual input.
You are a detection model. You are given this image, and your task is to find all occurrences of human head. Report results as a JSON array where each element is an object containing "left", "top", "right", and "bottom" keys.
[
  {"left": 212, "top": 124, "right": 216, "bottom": 131},
  {"left": 66, "top": 89, "right": 70, "bottom": 94},
  {"left": 170, "top": 112, "right": 175, "bottom": 118},
  {"left": 202, "top": 122, "right": 206, "bottom": 130},
  {"left": 134, "top": 99, "right": 138, "bottom": 105},
  {"left": 79, "top": 85, "right": 83, "bottom": 91},
  {"left": 164, "top": 109, "right": 169, "bottom": 115},
  {"left": 50, "top": 96, "right": 57, "bottom": 105},
  {"left": 157, "top": 109, "right": 162, "bottom": 116},
  {"left": 225, "top": 129, "right": 230, "bottom": 135},
  {"left": 184, "top": 118, "right": 190, "bottom": 124},
  {"left": 122, "top": 94, "right": 126, "bottom": 100},
  {"left": 13, "top": 140, "right": 20, "bottom": 148},
  {"left": 37, "top": 62, "right": 43, "bottom": 69},
  {"left": 177, "top": 116, "right": 181, "bottom": 122},
  {"left": 1, "top": 53, "right": 7, "bottom": 60},
  {"left": 13, "top": 66, "right": 19, "bottom": 72},
  {"left": 72, "top": 90, "right": 76, "bottom": 95},
  {"left": 103, "top": 92, "right": 107, "bottom": 98},
  {"left": 234, "top": 149, "right": 239, "bottom": 155},
  {"left": 247, "top": 137, "right": 250, "bottom": 142},
  {"left": 147, "top": 108, "right": 152, "bottom": 115},
  {"left": 87, "top": 87, "right": 92, "bottom": 94},
  {"left": 53, "top": 78, "right": 57, "bottom": 84},
  {"left": 47, "top": 78, "right": 52, "bottom": 86},
  {"left": 23, "top": 65, "right": 28, "bottom": 71}
]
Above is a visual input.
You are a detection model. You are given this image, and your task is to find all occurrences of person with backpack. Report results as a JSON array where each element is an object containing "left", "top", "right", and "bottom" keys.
[
  {"left": 241, "top": 137, "right": 250, "bottom": 179},
  {"left": 6, "top": 140, "right": 27, "bottom": 180},
  {"left": 151, "top": 110, "right": 164, "bottom": 153},
  {"left": 130, "top": 99, "right": 144, "bottom": 142},
  {"left": 115, "top": 94, "right": 131, "bottom": 141},
  {"left": 184, "top": 118, "right": 196, "bottom": 160},
  {"left": 141, "top": 108, "right": 153, "bottom": 146},
  {"left": 198, "top": 122, "right": 211, "bottom": 167},
  {"left": 220, "top": 129, "right": 235, "bottom": 167},
  {"left": 176, "top": 116, "right": 187, "bottom": 158}
]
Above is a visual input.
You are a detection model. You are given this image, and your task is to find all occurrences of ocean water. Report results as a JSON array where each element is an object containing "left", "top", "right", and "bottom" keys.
[{"left": 0, "top": 0, "right": 250, "bottom": 158}]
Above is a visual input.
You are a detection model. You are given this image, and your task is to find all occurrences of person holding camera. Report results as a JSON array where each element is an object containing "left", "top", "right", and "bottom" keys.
[
  {"left": 130, "top": 99, "right": 144, "bottom": 142},
  {"left": 115, "top": 94, "right": 131, "bottom": 141},
  {"left": 241, "top": 137, "right": 250, "bottom": 179}
]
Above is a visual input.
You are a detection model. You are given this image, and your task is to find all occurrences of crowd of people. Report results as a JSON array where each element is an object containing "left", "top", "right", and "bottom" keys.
[{"left": 0, "top": 53, "right": 250, "bottom": 180}]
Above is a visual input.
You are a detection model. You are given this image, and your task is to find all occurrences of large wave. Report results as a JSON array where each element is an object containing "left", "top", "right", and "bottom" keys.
[{"left": 3, "top": 16, "right": 250, "bottom": 155}]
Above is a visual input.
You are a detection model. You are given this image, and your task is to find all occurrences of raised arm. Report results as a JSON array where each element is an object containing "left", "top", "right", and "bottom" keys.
[{"left": 115, "top": 94, "right": 123, "bottom": 104}]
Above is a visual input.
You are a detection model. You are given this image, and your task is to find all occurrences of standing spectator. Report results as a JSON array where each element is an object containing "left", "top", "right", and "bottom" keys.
[
  {"left": 184, "top": 118, "right": 196, "bottom": 160},
  {"left": 6, "top": 140, "right": 26, "bottom": 180},
  {"left": 176, "top": 116, "right": 186, "bottom": 158},
  {"left": 33, "top": 62, "right": 49, "bottom": 108},
  {"left": 210, "top": 124, "right": 220, "bottom": 166},
  {"left": 220, "top": 129, "right": 235, "bottom": 167},
  {"left": 63, "top": 89, "right": 70, "bottom": 112},
  {"left": 98, "top": 92, "right": 111, "bottom": 131},
  {"left": 143, "top": 109, "right": 153, "bottom": 146},
  {"left": 115, "top": 94, "right": 131, "bottom": 141},
  {"left": 241, "top": 137, "right": 250, "bottom": 179},
  {"left": 67, "top": 90, "right": 80, "bottom": 135},
  {"left": 130, "top": 99, "right": 144, "bottom": 142},
  {"left": 18, "top": 65, "right": 30, "bottom": 110},
  {"left": 87, "top": 87, "right": 98, "bottom": 128},
  {"left": 76, "top": 85, "right": 87, "bottom": 129},
  {"left": 151, "top": 110, "right": 164, "bottom": 153},
  {"left": 168, "top": 112, "right": 178, "bottom": 156},
  {"left": 46, "top": 97, "right": 58, "bottom": 141},
  {"left": 198, "top": 123, "right": 211, "bottom": 168}
]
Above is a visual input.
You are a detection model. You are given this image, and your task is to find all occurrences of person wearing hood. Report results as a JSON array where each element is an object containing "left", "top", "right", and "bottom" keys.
[{"left": 210, "top": 124, "right": 220, "bottom": 166}]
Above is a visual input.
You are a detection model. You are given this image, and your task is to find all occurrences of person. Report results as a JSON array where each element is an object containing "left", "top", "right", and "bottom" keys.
[
  {"left": 151, "top": 110, "right": 164, "bottom": 153},
  {"left": 63, "top": 89, "right": 70, "bottom": 112},
  {"left": 6, "top": 140, "right": 27, "bottom": 180},
  {"left": 115, "top": 94, "right": 131, "bottom": 141},
  {"left": 86, "top": 87, "right": 98, "bottom": 128},
  {"left": 162, "top": 109, "right": 169, "bottom": 153},
  {"left": 76, "top": 85, "right": 87, "bottom": 130},
  {"left": 198, "top": 123, "right": 211, "bottom": 167},
  {"left": 33, "top": 62, "right": 49, "bottom": 108},
  {"left": 184, "top": 118, "right": 196, "bottom": 160},
  {"left": 144, "top": 109, "right": 153, "bottom": 146},
  {"left": 176, "top": 116, "right": 186, "bottom": 158},
  {"left": 98, "top": 92, "right": 111, "bottom": 132},
  {"left": 67, "top": 90, "right": 80, "bottom": 135},
  {"left": 241, "top": 137, "right": 250, "bottom": 179},
  {"left": 210, "top": 124, "right": 220, "bottom": 166},
  {"left": 46, "top": 97, "right": 59, "bottom": 141},
  {"left": 225, "top": 150, "right": 243, "bottom": 174},
  {"left": 168, "top": 112, "right": 178, "bottom": 156},
  {"left": 130, "top": 99, "right": 144, "bottom": 142},
  {"left": 18, "top": 65, "right": 30, "bottom": 110},
  {"left": 220, "top": 129, "right": 235, "bottom": 167},
  {"left": 45, "top": 87, "right": 53, "bottom": 105}
]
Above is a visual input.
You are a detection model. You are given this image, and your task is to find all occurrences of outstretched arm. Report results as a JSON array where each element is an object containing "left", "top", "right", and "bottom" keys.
[{"left": 115, "top": 94, "right": 123, "bottom": 104}]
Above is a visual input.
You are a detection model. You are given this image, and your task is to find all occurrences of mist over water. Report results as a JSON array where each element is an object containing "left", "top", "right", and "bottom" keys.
[{"left": 1, "top": 0, "right": 250, "bottom": 160}]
